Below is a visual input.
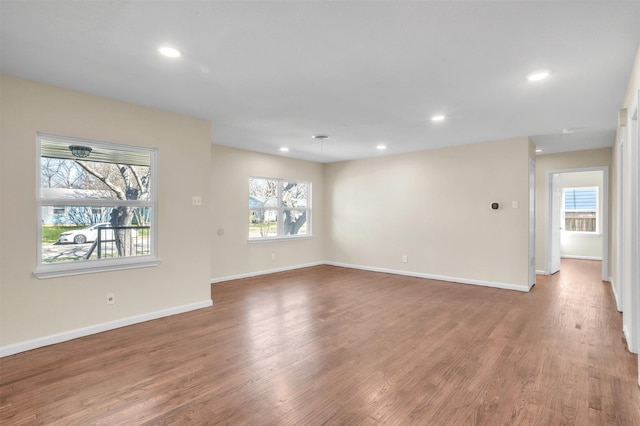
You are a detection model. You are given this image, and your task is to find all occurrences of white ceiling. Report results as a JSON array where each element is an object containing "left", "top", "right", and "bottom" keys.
[{"left": 1, "top": 1, "right": 639, "bottom": 163}]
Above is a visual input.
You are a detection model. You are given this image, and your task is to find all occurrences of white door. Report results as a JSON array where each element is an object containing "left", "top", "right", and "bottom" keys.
[
  {"left": 632, "top": 95, "right": 640, "bottom": 386},
  {"left": 529, "top": 160, "right": 536, "bottom": 286},
  {"left": 550, "top": 173, "right": 561, "bottom": 274}
]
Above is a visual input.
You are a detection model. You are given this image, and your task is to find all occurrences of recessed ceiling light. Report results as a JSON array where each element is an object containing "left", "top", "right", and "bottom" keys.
[
  {"left": 376, "top": 144, "right": 387, "bottom": 150},
  {"left": 526, "top": 70, "right": 551, "bottom": 82},
  {"left": 312, "top": 134, "right": 329, "bottom": 139},
  {"left": 431, "top": 115, "right": 445, "bottom": 122},
  {"left": 279, "top": 147, "right": 289, "bottom": 152},
  {"left": 158, "top": 46, "right": 182, "bottom": 58}
]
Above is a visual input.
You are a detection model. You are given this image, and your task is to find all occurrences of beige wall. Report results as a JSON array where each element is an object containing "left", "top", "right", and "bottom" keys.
[
  {"left": 210, "top": 145, "right": 324, "bottom": 280},
  {"left": 0, "top": 75, "right": 212, "bottom": 351},
  {"left": 534, "top": 148, "right": 612, "bottom": 272},
  {"left": 559, "top": 171, "right": 604, "bottom": 259},
  {"left": 325, "top": 137, "right": 532, "bottom": 290}
]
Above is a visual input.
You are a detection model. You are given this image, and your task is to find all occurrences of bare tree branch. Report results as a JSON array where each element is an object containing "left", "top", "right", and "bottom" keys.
[{"left": 75, "top": 160, "right": 126, "bottom": 200}]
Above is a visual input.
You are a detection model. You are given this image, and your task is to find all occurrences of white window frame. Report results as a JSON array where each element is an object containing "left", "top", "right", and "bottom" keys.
[
  {"left": 562, "top": 186, "right": 599, "bottom": 234},
  {"left": 248, "top": 176, "right": 312, "bottom": 241},
  {"left": 35, "top": 133, "right": 159, "bottom": 278}
]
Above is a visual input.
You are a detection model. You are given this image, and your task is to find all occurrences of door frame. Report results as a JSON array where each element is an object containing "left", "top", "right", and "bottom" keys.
[{"left": 544, "top": 166, "right": 609, "bottom": 281}]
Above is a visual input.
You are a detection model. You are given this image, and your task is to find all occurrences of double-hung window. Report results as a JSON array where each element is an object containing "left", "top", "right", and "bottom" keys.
[
  {"left": 249, "top": 177, "right": 311, "bottom": 240},
  {"left": 36, "top": 134, "right": 158, "bottom": 278},
  {"left": 562, "top": 186, "right": 598, "bottom": 233}
]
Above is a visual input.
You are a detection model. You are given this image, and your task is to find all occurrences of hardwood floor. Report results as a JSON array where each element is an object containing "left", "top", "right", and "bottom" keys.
[{"left": 1, "top": 259, "right": 638, "bottom": 425}]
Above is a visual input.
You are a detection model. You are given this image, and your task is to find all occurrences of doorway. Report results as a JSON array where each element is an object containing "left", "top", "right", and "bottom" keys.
[{"left": 545, "top": 167, "right": 609, "bottom": 281}]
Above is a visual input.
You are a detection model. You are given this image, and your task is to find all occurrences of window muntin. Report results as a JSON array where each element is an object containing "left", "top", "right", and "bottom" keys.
[
  {"left": 249, "top": 177, "right": 311, "bottom": 240},
  {"left": 562, "top": 187, "right": 598, "bottom": 233},
  {"left": 36, "top": 134, "right": 158, "bottom": 277}
]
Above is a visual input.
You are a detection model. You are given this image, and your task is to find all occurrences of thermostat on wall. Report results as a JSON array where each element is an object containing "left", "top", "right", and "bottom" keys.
[{"left": 490, "top": 202, "right": 501, "bottom": 210}]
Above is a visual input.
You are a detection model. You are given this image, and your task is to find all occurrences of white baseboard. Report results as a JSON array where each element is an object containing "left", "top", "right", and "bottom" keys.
[
  {"left": 560, "top": 255, "right": 603, "bottom": 261},
  {"left": 609, "top": 278, "right": 623, "bottom": 312},
  {"left": 0, "top": 299, "right": 213, "bottom": 358},
  {"left": 324, "top": 261, "right": 531, "bottom": 292},
  {"left": 623, "top": 324, "right": 638, "bottom": 354},
  {"left": 212, "top": 261, "right": 530, "bottom": 291},
  {"left": 211, "top": 261, "right": 325, "bottom": 283},
  {"left": 536, "top": 269, "right": 547, "bottom": 275}
]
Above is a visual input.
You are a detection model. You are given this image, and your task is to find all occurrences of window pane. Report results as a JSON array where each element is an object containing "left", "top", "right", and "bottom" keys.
[
  {"left": 249, "top": 209, "right": 278, "bottom": 238},
  {"left": 564, "top": 211, "right": 597, "bottom": 232},
  {"left": 282, "top": 181, "right": 308, "bottom": 208},
  {"left": 41, "top": 141, "right": 152, "bottom": 202},
  {"left": 41, "top": 206, "right": 152, "bottom": 263},
  {"left": 283, "top": 210, "right": 308, "bottom": 235},
  {"left": 564, "top": 188, "right": 596, "bottom": 210},
  {"left": 249, "top": 178, "right": 278, "bottom": 207}
]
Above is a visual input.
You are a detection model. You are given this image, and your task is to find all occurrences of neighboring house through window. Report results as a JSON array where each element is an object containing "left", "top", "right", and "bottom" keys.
[
  {"left": 562, "top": 186, "right": 599, "bottom": 233},
  {"left": 249, "top": 177, "right": 311, "bottom": 240},
  {"left": 36, "top": 134, "right": 158, "bottom": 278}
]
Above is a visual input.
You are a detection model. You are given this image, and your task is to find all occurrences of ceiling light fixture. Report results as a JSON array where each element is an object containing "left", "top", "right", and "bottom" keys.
[
  {"left": 312, "top": 134, "right": 329, "bottom": 139},
  {"left": 69, "top": 145, "right": 92, "bottom": 158},
  {"left": 279, "top": 147, "right": 289, "bottom": 152},
  {"left": 376, "top": 144, "right": 387, "bottom": 150},
  {"left": 431, "top": 115, "right": 445, "bottom": 122},
  {"left": 158, "top": 46, "right": 182, "bottom": 58},
  {"left": 536, "top": 149, "right": 542, "bottom": 153},
  {"left": 526, "top": 70, "right": 551, "bottom": 82}
]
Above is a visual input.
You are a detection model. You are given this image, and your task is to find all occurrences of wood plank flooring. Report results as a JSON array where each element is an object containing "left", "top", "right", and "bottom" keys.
[{"left": 1, "top": 259, "right": 638, "bottom": 425}]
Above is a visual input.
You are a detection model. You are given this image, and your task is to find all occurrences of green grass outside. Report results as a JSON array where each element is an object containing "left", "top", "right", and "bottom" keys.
[
  {"left": 42, "top": 225, "right": 150, "bottom": 243},
  {"left": 41, "top": 225, "right": 83, "bottom": 243}
]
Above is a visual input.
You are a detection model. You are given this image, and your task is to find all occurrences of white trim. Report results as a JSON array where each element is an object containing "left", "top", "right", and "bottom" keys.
[
  {"left": 0, "top": 299, "right": 212, "bottom": 358},
  {"left": 211, "top": 261, "right": 325, "bottom": 283},
  {"left": 247, "top": 235, "right": 313, "bottom": 244},
  {"left": 325, "top": 262, "right": 531, "bottom": 292},
  {"left": 616, "top": 133, "right": 626, "bottom": 323},
  {"left": 560, "top": 255, "right": 603, "bottom": 261},
  {"left": 623, "top": 324, "right": 638, "bottom": 354},
  {"left": 34, "top": 258, "right": 161, "bottom": 279},
  {"left": 610, "top": 277, "right": 623, "bottom": 312},
  {"left": 536, "top": 269, "right": 548, "bottom": 275}
]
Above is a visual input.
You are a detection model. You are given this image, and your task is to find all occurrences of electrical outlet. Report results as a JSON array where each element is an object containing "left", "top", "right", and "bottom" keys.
[
  {"left": 192, "top": 196, "right": 202, "bottom": 206},
  {"left": 106, "top": 293, "right": 115, "bottom": 305},
  {"left": 402, "top": 255, "right": 408, "bottom": 263},
  {"left": 512, "top": 201, "right": 519, "bottom": 209},
  {"left": 271, "top": 253, "right": 276, "bottom": 261}
]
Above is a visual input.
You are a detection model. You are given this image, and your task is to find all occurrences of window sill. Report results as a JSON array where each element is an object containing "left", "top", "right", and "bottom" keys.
[
  {"left": 561, "top": 231, "right": 601, "bottom": 237},
  {"left": 248, "top": 235, "right": 313, "bottom": 244},
  {"left": 34, "top": 257, "right": 160, "bottom": 279}
]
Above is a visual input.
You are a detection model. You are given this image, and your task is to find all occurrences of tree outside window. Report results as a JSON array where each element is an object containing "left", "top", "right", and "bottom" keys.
[
  {"left": 249, "top": 177, "right": 310, "bottom": 240},
  {"left": 36, "top": 134, "right": 157, "bottom": 277}
]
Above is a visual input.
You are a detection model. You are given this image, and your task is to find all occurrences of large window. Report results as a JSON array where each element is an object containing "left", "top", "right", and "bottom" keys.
[
  {"left": 36, "top": 134, "right": 158, "bottom": 278},
  {"left": 562, "top": 186, "right": 598, "bottom": 233},
  {"left": 249, "top": 177, "right": 311, "bottom": 240}
]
